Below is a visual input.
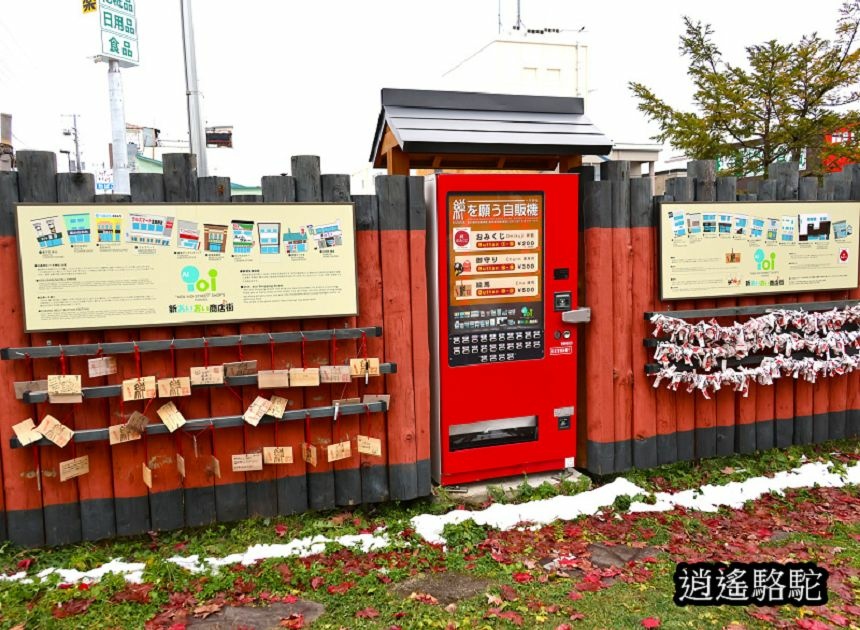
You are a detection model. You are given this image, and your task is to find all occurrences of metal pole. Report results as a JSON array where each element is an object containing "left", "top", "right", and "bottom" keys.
[
  {"left": 108, "top": 60, "right": 130, "bottom": 194},
  {"left": 180, "top": 0, "right": 208, "bottom": 177},
  {"left": 73, "top": 114, "right": 82, "bottom": 173}
]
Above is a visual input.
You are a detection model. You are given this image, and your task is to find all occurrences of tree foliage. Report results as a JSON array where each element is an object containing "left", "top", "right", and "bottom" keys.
[{"left": 630, "top": 1, "right": 860, "bottom": 176}]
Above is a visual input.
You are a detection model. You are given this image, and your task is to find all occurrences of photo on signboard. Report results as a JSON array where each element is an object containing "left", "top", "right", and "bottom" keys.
[
  {"left": 702, "top": 213, "right": 717, "bottom": 234},
  {"left": 798, "top": 213, "right": 832, "bottom": 242},
  {"left": 96, "top": 213, "right": 122, "bottom": 243},
  {"left": 30, "top": 216, "right": 63, "bottom": 248},
  {"left": 231, "top": 220, "right": 255, "bottom": 253}
]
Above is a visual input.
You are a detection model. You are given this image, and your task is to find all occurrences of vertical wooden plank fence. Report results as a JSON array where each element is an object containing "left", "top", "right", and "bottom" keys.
[{"left": 581, "top": 158, "right": 860, "bottom": 475}]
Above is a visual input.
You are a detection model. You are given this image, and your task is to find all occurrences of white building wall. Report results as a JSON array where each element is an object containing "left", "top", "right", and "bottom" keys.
[{"left": 441, "top": 36, "right": 588, "bottom": 102}]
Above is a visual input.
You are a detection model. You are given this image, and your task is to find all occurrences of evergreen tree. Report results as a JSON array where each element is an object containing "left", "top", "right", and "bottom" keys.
[{"left": 630, "top": 1, "right": 860, "bottom": 176}]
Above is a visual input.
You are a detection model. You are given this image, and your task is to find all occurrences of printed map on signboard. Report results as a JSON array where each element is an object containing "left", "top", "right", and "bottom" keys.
[
  {"left": 660, "top": 201, "right": 860, "bottom": 300},
  {"left": 16, "top": 203, "right": 357, "bottom": 332}
]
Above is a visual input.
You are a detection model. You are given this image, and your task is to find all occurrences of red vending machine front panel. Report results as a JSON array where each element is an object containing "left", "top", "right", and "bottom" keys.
[{"left": 429, "top": 174, "right": 579, "bottom": 485}]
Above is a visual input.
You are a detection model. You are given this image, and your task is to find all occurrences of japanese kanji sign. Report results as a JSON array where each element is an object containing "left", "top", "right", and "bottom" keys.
[
  {"left": 97, "top": 0, "right": 139, "bottom": 67},
  {"left": 82, "top": 0, "right": 97, "bottom": 15}
]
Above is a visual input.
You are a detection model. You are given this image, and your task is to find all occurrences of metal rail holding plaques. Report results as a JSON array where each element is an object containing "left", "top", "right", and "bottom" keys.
[{"left": 16, "top": 203, "right": 358, "bottom": 332}]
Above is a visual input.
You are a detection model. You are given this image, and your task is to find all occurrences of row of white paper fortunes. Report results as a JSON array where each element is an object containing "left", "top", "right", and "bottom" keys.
[
  {"left": 650, "top": 306, "right": 860, "bottom": 345},
  {"left": 652, "top": 354, "right": 859, "bottom": 397},
  {"left": 654, "top": 329, "right": 860, "bottom": 369},
  {"left": 650, "top": 307, "right": 859, "bottom": 396}
]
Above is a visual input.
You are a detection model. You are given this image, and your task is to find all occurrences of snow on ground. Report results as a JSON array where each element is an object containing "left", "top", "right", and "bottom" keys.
[
  {"left": 3, "top": 459, "right": 858, "bottom": 585},
  {"left": 411, "top": 477, "right": 645, "bottom": 545},
  {"left": 628, "top": 460, "right": 860, "bottom": 513},
  {"left": 167, "top": 532, "right": 392, "bottom": 573},
  {"left": 36, "top": 559, "right": 145, "bottom": 585}
]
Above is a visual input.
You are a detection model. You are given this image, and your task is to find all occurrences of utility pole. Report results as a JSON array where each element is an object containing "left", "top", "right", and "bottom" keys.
[
  {"left": 62, "top": 114, "right": 82, "bottom": 172},
  {"left": 180, "top": 0, "right": 208, "bottom": 176},
  {"left": 108, "top": 60, "right": 130, "bottom": 193}
]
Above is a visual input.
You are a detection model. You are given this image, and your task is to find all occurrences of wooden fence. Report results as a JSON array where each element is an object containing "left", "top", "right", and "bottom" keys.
[
  {"left": 3, "top": 149, "right": 858, "bottom": 543},
  {"left": 580, "top": 159, "right": 860, "bottom": 475},
  {"left": 0, "top": 151, "right": 431, "bottom": 547}
]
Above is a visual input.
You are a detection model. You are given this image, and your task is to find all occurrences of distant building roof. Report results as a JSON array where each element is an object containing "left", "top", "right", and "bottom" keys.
[
  {"left": 370, "top": 88, "right": 613, "bottom": 171},
  {"left": 134, "top": 154, "right": 261, "bottom": 192}
]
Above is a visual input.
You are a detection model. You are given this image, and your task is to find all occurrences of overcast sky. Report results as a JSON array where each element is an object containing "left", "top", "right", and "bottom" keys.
[{"left": 0, "top": 0, "right": 848, "bottom": 185}]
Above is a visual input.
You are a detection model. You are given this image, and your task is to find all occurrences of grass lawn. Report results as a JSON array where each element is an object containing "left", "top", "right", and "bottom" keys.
[{"left": 0, "top": 438, "right": 857, "bottom": 629}]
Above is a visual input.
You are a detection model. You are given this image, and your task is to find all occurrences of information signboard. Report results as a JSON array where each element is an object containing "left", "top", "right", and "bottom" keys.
[
  {"left": 16, "top": 203, "right": 357, "bottom": 332},
  {"left": 97, "top": 0, "right": 139, "bottom": 67},
  {"left": 660, "top": 201, "right": 860, "bottom": 300},
  {"left": 446, "top": 191, "right": 544, "bottom": 367}
]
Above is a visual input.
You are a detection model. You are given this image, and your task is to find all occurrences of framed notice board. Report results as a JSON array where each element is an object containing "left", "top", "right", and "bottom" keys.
[
  {"left": 16, "top": 203, "right": 358, "bottom": 332},
  {"left": 659, "top": 201, "right": 860, "bottom": 300}
]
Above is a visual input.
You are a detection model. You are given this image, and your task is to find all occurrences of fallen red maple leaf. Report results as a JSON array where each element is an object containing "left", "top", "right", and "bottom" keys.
[
  {"left": 16, "top": 558, "right": 33, "bottom": 571},
  {"left": 310, "top": 576, "right": 325, "bottom": 590},
  {"left": 555, "top": 624, "right": 573, "bottom": 630},
  {"left": 356, "top": 607, "right": 380, "bottom": 619},
  {"left": 326, "top": 581, "right": 354, "bottom": 594},
  {"left": 567, "top": 591, "right": 583, "bottom": 601},
  {"left": 747, "top": 610, "right": 777, "bottom": 623},
  {"left": 52, "top": 598, "right": 94, "bottom": 619},
  {"left": 280, "top": 613, "right": 304, "bottom": 629},
  {"left": 821, "top": 611, "right": 849, "bottom": 627},
  {"left": 497, "top": 611, "right": 524, "bottom": 626},
  {"left": 641, "top": 617, "right": 661, "bottom": 628},
  {"left": 569, "top": 612, "right": 585, "bottom": 621},
  {"left": 274, "top": 524, "right": 288, "bottom": 538},
  {"left": 499, "top": 584, "right": 519, "bottom": 601},
  {"left": 795, "top": 619, "right": 831, "bottom": 630},
  {"left": 512, "top": 571, "right": 533, "bottom": 583},
  {"left": 112, "top": 583, "right": 154, "bottom": 604}
]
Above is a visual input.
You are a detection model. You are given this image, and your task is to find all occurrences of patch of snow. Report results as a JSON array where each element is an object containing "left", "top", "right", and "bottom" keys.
[
  {"left": 15, "top": 559, "right": 146, "bottom": 585},
  {"left": 412, "top": 477, "right": 646, "bottom": 544},
  {"left": 168, "top": 532, "right": 392, "bottom": 573},
  {"left": 629, "top": 460, "right": 860, "bottom": 513}
]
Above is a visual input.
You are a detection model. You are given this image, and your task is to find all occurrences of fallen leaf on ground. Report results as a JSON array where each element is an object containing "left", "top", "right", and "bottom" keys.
[
  {"left": 327, "top": 581, "right": 354, "bottom": 594},
  {"left": 52, "top": 598, "right": 94, "bottom": 619},
  {"left": 499, "top": 584, "right": 519, "bottom": 601},
  {"left": 641, "top": 617, "right": 661, "bottom": 628},
  {"left": 280, "top": 613, "right": 304, "bottom": 629},
  {"left": 192, "top": 603, "right": 223, "bottom": 619},
  {"left": 409, "top": 592, "right": 439, "bottom": 605},
  {"left": 356, "top": 607, "right": 380, "bottom": 619}
]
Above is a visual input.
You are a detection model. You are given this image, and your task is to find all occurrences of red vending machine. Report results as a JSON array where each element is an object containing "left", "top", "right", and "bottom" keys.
[{"left": 426, "top": 173, "right": 580, "bottom": 486}]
